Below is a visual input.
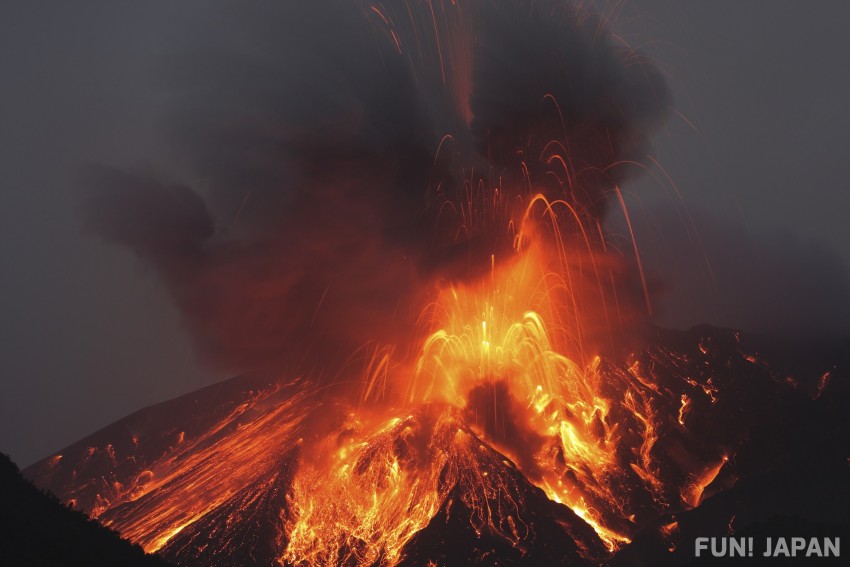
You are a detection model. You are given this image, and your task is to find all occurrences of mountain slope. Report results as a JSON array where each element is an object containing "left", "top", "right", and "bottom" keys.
[{"left": 22, "top": 326, "right": 850, "bottom": 566}]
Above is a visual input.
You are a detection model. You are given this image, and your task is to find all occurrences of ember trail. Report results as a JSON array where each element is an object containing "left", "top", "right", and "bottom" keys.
[{"left": 22, "top": 1, "right": 849, "bottom": 566}]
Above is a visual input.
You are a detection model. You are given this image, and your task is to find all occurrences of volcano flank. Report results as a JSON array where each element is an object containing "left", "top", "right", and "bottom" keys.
[{"left": 23, "top": 326, "right": 849, "bottom": 566}]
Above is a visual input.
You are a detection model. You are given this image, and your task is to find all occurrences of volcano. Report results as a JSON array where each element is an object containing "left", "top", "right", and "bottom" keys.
[
  {"left": 24, "top": 325, "right": 849, "bottom": 566},
  {"left": 15, "top": 1, "right": 850, "bottom": 565}
]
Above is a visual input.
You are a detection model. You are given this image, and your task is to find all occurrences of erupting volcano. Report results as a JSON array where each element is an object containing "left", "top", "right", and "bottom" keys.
[{"left": 18, "top": 1, "right": 849, "bottom": 566}]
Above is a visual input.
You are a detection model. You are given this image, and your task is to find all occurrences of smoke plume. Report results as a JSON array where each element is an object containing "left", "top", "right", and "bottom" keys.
[{"left": 80, "top": 1, "right": 668, "bottom": 374}]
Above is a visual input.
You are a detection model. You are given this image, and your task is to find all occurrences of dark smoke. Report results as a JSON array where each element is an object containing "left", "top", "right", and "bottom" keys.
[
  {"left": 470, "top": 1, "right": 668, "bottom": 219},
  {"left": 464, "top": 380, "right": 547, "bottom": 481},
  {"left": 80, "top": 1, "right": 668, "bottom": 374}
]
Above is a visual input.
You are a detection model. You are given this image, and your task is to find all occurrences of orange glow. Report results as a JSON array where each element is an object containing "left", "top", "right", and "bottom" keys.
[
  {"left": 682, "top": 455, "right": 728, "bottom": 509},
  {"left": 678, "top": 394, "right": 691, "bottom": 426},
  {"left": 96, "top": 382, "right": 309, "bottom": 553}
]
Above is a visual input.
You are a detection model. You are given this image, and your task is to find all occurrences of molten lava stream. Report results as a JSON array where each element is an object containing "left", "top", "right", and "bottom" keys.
[{"left": 98, "top": 384, "right": 310, "bottom": 554}]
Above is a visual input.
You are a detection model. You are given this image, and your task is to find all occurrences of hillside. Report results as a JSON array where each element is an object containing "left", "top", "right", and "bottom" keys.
[{"left": 0, "top": 452, "right": 172, "bottom": 567}]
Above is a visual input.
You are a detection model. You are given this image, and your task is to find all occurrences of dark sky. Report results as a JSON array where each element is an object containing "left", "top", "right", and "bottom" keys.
[{"left": 2, "top": 1, "right": 849, "bottom": 467}]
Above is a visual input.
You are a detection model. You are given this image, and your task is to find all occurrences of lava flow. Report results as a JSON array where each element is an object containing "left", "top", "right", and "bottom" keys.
[{"left": 22, "top": 1, "right": 849, "bottom": 566}]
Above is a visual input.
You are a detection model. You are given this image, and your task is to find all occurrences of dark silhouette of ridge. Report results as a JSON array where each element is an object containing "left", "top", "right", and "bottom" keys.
[{"left": 0, "top": 452, "right": 172, "bottom": 567}]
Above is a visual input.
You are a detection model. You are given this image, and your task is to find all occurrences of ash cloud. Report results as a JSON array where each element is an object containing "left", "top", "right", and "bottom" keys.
[
  {"left": 80, "top": 1, "right": 668, "bottom": 374},
  {"left": 469, "top": 0, "right": 669, "bottom": 219}
]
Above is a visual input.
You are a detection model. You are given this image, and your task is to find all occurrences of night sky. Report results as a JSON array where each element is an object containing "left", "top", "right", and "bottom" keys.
[{"left": 2, "top": 1, "right": 849, "bottom": 467}]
